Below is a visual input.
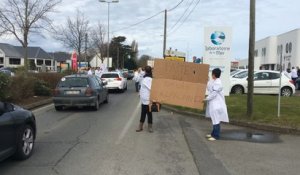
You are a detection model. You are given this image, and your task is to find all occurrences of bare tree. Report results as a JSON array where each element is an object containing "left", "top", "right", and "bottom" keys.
[
  {"left": 54, "top": 9, "right": 89, "bottom": 62},
  {"left": 0, "top": 0, "right": 61, "bottom": 70},
  {"left": 90, "top": 23, "right": 106, "bottom": 63}
]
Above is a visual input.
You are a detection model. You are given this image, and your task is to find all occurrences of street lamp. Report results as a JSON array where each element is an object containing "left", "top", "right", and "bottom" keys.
[{"left": 99, "top": 0, "right": 119, "bottom": 69}]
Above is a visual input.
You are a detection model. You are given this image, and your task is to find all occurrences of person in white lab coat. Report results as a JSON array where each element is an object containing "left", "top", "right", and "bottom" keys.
[
  {"left": 87, "top": 67, "right": 93, "bottom": 75},
  {"left": 95, "top": 67, "right": 102, "bottom": 77},
  {"left": 204, "top": 68, "right": 229, "bottom": 141},
  {"left": 136, "top": 66, "right": 153, "bottom": 133},
  {"left": 133, "top": 68, "right": 140, "bottom": 92}
]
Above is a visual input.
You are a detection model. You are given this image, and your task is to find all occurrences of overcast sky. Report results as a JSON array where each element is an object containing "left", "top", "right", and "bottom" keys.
[{"left": 1, "top": 0, "right": 300, "bottom": 62}]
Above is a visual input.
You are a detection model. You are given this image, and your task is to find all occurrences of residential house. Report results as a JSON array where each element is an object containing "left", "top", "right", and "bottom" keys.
[{"left": 0, "top": 43, "right": 55, "bottom": 71}]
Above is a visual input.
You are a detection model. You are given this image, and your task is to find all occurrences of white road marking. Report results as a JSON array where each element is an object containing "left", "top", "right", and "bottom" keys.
[{"left": 115, "top": 102, "right": 141, "bottom": 145}]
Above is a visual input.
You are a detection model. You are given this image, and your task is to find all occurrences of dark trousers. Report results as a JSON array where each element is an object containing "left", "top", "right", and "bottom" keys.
[
  {"left": 135, "top": 82, "right": 139, "bottom": 92},
  {"left": 292, "top": 78, "right": 297, "bottom": 85},
  {"left": 211, "top": 124, "right": 221, "bottom": 139},
  {"left": 140, "top": 104, "right": 152, "bottom": 124}
]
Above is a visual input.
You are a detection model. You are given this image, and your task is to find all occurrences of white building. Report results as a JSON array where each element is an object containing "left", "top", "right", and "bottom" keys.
[
  {"left": 0, "top": 43, "right": 56, "bottom": 71},
  {"left": 237, "top": 28, "right": 300, "bottom": 70},
  {"left": 89, "top": 53, "right": 111, "bottom": 68}
]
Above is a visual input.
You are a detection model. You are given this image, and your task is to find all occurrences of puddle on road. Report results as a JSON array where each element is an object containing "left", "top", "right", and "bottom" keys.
[{"left": 220, "top": 130, "right": 281, "bottom": 143}]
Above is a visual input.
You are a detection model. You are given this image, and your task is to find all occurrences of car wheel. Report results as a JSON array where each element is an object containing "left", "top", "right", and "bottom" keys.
[
  {"left": 104, "top": 94, "right": 109, "bottom": 104},
  {"left": 232, "top": 85, "right": 244, "bottom": 94},
  {"left": 55, "top": 105, "right": 63, "bottom": 111},
  {"left": 14, "top": 125, "right": 35, "bottom": 160},
  {"left": 281, "top": 87, "right": 292, "bottom": 96},
  {"left": 93, "top": 98, "right": 100, "bottom": 110}
]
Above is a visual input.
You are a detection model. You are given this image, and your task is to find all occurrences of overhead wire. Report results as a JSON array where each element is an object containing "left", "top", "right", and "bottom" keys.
[
  {"left": 168, "top": 0, "right": 201, "bottom": 36},
  {"left": 168, "top": 0, "right": 196, "bottom": 33},
  {"left": 168, "top": 0, "right": 185, "bottom": 12},
  {"left": 112, "top": 0, "right": 185, "bottom": 33},
  {"left": 112, "top": 10, "right": 164, "bottom": 33}
]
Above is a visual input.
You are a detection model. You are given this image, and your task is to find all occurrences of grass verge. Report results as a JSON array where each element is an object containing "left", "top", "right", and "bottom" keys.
[{"left": 168, "top": 95, "right": 300, "bottom": 129}]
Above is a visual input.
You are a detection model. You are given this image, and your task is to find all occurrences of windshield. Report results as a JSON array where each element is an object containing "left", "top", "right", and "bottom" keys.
[
  {"left": 101, "top": 74, "right": 119, "bottom": 78},
  {"left": 233, "top": 71, "right": 248, "bottom": 79},
  {"left": 58, "top": 77, "right": 89, "bottom": 87},
  {"left": 230, "top": 70, "right": 240, "bottom": 76}
]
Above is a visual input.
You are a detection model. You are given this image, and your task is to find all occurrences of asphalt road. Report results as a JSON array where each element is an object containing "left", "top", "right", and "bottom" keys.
[
  {"left": 0, "top": 81, "right": 299, "bottom": 175},
  {"left": 0, "top": 81, "right": 198, "bottom": 175}
]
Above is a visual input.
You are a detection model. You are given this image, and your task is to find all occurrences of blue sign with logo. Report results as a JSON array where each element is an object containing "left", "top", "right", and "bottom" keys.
[{"left": 210, "top": 31, "right": 225, "bottom": 45}]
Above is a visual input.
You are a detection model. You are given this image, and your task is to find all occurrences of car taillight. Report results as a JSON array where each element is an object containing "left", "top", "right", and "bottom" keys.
[
  {"left": 54, "top": 88, "right": 60, "bottom": 96},
  {"left": 289, "top": 80, "right": 294, "bottom": 84},
  {"left": 85, "top": 87, "right": 93, "bottom": 96},
  {"left": 115, "top": 77, "right": 122, "bottom": 81}
]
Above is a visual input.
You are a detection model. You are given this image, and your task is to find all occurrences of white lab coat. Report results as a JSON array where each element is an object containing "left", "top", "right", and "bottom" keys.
[
  {"left": 95, "top": 70, "right": 102, "bottom": 77},
  {"left": 205, "top": 78, "right": 229, "bottom": 125},
  {"left": 140, "top": 77, "right": 152, "bottom": 105},
  {"left": 138, "top": 71, "right": 145, "bottom": 85},
  {"left": 133, "top": 71, "right": 140, "bottom": 82},
  {"left": 87, "top": 70, "right": 93, "bottom": 75}
]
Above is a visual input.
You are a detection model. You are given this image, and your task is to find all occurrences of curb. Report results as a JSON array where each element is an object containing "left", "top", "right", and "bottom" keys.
[
  {"left": 23, "top": 98, "right": 53, "bottom": 110},
  {"left": 162, "top": 105, "right": 300, "bottom": 135}
]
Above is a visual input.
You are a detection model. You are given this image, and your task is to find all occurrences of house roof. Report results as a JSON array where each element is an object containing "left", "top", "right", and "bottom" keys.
[
  {"left": 0, "top": 43, "right": 54, "bottom": 60},
  {"left": 14, "top": 46, "right": 53, "bottom": 59},
  {"left": 49, "top": 52, "right": 71, "bottom": 62},
  {"left": 0, "top": 43, "right": 23, "bottom": 58}
]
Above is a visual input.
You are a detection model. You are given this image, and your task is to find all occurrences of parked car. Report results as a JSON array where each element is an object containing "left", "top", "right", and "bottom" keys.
[
  {"left": 122, "top": 69, "right": 129, "bottom": 78},
  {"left": 0, "top": 67, "right": 15, "bottom": 76},
  {"left": 53, "top": 74, "right": 108, "bottom": 111},
  {"left": 127, "top": 70, "right": 134, "bottom": 80},
  {"left": 230, "top": 70, "right": 295, "bottom": 96},
  {"left": 101, "top": 72, "right": 127, "bottom": 92},
  {"left": 0, "top": 101, "right": 36, "bottom": 161}
]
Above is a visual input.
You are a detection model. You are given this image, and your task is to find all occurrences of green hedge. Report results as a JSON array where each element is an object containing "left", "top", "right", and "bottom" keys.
[
  {"left": 1, "top": 72, "right": 66, "bottom": 102},
  {"left": 0, "top": 73, "right": 12, "bottom": 100}
]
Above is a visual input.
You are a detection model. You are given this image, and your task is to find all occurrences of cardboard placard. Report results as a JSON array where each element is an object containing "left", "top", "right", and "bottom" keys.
[{"left": 150, "top": 60, "right": 209, "bottom": 110}]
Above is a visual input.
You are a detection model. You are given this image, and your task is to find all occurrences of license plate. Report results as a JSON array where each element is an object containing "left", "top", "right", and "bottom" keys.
[{"left": 65, "top": 90, "right": 80, "bottom": 95}]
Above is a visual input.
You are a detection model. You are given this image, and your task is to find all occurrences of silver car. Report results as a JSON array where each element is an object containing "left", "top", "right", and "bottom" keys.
[{"left": 53, "top": 74, "right": 108, "bottom": 111}]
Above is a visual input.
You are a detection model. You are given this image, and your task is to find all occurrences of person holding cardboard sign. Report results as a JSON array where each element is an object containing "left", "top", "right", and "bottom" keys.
[
  {"left": 136, "top": 66, "right": 154, "bottom": 133},
  {"left": 204, "top": 68, "right": 229, "bottom": 141}
]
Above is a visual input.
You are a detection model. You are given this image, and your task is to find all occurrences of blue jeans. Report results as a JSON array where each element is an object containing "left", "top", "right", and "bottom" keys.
[{"left": 211, "top": 124, "right": 220, "bottom": 139}]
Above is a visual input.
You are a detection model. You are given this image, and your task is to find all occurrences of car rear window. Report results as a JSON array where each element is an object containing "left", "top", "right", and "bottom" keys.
[
  {"left": 101, "top": 74, "right": 119, "bottom": 78},
  {"left": 58, "top": 77, "right": 89, "bottom": 87}
]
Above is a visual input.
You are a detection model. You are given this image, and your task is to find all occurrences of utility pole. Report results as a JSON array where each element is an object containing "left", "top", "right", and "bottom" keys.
[
  {"left": 163, "top": 9, "right": 167, "bottom": 58},
  {"left": 117, "top": 47, "right": 119, "bottom": 68},
  {"left": 247, "top": 0, "right": 256, "bottom": 118}
]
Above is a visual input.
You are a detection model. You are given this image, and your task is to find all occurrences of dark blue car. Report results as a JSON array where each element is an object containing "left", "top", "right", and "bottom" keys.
[{"left": 0, "top": 102, "right": 36, "bottom": 161}]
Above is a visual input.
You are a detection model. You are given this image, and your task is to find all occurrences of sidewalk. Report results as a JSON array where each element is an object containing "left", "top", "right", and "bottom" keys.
[{"left": 164, "top": 109, "right": 300, "bottom": 175}]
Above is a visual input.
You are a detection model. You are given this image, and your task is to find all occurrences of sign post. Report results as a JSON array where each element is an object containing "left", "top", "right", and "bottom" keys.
[{"left": 203, "top": 27, "right": 232, "bottom": 96}]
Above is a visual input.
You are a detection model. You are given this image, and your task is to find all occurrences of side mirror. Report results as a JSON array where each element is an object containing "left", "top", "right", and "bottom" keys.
[{"left": 4, "top": 102, "right": 14, "bottom": 112}]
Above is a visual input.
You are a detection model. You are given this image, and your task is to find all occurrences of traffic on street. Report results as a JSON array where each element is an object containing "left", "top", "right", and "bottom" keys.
[{"left": 0, "top": 81, "right": 299, "bottom": 175}]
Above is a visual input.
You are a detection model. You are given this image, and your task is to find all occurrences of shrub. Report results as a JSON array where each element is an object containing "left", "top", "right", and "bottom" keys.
[
  {"left": 30, "top": 72, "right": 64, "bottom": 90},
  {"left": 9, "top": 75, "right": 36, "bottom": 101},
  {"left": 34, "top": 79, "right": 52, "bottom": 96},
  {"left": 0, "top": 73, "right": 11, "bottom": 100}
]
